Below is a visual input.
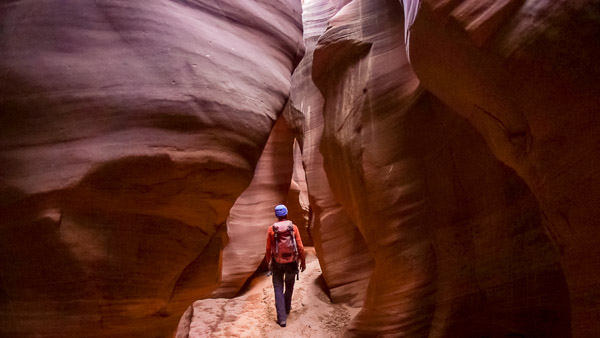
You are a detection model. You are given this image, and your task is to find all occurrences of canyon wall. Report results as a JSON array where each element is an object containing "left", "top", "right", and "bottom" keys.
[
  {"left": 212, "top": 114, "right": 301, "bottom": 299},
  {"left": 406, "top": 0, "right": 600, "bottom": 336},
  {"left": 408, "top": 1, "right": 600, "bottom": 337},
  {"left": 291, "top": 0, "right": 597, "bottom": 336},
  {"left": 0, "top": 0, "right": 303, "bottom": 336},
  {"left": 286, "top": 0, "right": 375, "bottom": 307},
  {"left": 2, "top": 0, "right": 600, "bottom": 337}
]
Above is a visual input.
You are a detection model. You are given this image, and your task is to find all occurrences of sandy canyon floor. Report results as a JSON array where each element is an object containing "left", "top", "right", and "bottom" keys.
[{"left": 183, "top": 248, "right": 359, "bottom": 337}]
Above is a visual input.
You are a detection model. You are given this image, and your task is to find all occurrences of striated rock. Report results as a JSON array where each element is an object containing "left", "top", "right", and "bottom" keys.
[
  {"left": 286, "top": 0, "right": 375, "bottom": 307},
  {"left": 293, "top": 140, "right": 310, "bottom": 213},
  {"left": 287, "top": 178, "right": 312, "bottom": 246},
  {"left": 0, "top": 0, "right": 303, "bottom": 336},
  {"left": 289, "top": 140, "right": 312, "bottom": 245},
  {"left": 311, "top": 0, "right": 568, "bottom": 336},
  {"left": 2, "top": 0, "right": 598, "bottom": 336},
  {"left": 407, "top": 0, "right": 600, "bottom": 335},
  {"left": 212, "top": 115, "right": 296, "bottom": 298}
]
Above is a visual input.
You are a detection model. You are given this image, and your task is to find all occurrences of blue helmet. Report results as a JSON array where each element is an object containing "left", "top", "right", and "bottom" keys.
[{"left": 274, "top": 204, "right": 288, "bottom": 217}]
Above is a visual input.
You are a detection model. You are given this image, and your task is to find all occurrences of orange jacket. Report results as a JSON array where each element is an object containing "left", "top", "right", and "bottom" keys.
[{"left": 266, "top": 220, "right": 305, "bottom": 266}]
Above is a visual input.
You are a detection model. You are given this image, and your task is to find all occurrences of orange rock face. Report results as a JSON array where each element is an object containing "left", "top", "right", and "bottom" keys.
[
  {"left": 407, "top": 0, "right": 600, "bottom": 336},
  {"left": 0, "top": 0, "right": 302, "bottom": 336},
  {"left": 212, "top": 115, "right": 296, "bottom": 298},
  {"left": 286, "top": 0, "right": 375, "bottom": 307},
  {"left": 2, "top": 0, "right": 600, "bottom": 337},
  {"left": 301, "top": 0, "right": 576, "bottom": 336}
]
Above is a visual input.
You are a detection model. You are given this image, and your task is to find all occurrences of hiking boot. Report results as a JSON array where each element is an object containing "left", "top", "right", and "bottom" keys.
[{"left": 278, "top": 320, "right": 286, "bottom": 327}]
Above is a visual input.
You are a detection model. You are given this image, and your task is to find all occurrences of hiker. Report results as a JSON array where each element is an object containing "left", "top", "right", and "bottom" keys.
[{"left": 265, "top": 204, "right": 306, "bottom": 327}]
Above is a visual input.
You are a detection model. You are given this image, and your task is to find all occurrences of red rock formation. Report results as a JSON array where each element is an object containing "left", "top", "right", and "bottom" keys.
[
  {"left": 2, "top": 0, "right": 598, "bottom": 336},
  {"left": 406, "top": 0, "right": 600, "bottom": 336},
  {"left": 286, "top": 0, "right": 375, "bottom": 307},
  {"left": 289, "top": 141, "right": 312, "bottom": 245},
  {"left": 212, "top": 115, "right": 295, "bottom": 298},
  {"left": 0, "top": 0, "right": 302, "bottom": 336},
  {"left": 310, "top": 0, "right": 569, "bottom": 336}
]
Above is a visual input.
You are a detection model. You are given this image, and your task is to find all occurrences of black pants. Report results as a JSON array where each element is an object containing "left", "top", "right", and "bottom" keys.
[{"left": 272, "top": 261, "right": 298, "bottom": 323}]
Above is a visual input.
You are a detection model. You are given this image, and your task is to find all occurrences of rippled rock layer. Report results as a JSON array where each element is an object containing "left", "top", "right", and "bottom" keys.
[
  {"left": 2, "top": 0, "right": 600, "bottom": 337},
  {"left": 289, "top": 0, "right": 598, "bottom": 336},
  {"left": 0, "top": 0, "right": 302, "bottom": 336}
]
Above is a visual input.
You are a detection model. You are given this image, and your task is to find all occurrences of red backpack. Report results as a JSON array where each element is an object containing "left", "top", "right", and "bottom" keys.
[{"left": 272, "top": 220, "right": 298, "bottom": 264}]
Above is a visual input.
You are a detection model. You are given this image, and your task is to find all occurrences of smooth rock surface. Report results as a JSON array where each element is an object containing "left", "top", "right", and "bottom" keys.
[
  {"left": 289, "top": 141, "right": 312, "bottom": 246},
  {"left": 406, "top": 0, "right": 600, "bottom": 335},
  {"left": 0, "top": 0, "right": 303, "bottom": 336},
  {"left": 2, "top": 0, "right": 599, "bottom": 337},
  {"left": 310, "top": 0, "right": 569, "bottom": 336},
  {"left": 286, "top": 0, "right": 375, "bottom": 307},
  {"left": 212, "top": 115, "right": 296, "bottom": 299}
]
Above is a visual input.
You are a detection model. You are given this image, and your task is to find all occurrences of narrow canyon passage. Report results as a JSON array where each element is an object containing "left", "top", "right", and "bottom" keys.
[
  {"left": 178, "top": 248, "right": 358, "bottom": 337},
  {"left": 1, "top": 0, "right": 600, "bottom": 337}
]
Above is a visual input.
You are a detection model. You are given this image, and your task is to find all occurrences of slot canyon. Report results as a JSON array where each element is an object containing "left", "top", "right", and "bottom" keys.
[{"left": 1, "top": 0, "right": 599, "bottom": 337}]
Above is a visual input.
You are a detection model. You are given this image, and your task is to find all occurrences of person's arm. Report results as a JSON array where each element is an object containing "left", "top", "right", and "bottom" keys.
[{"left": 293, "top": 225, "right": 306, "bottom": 271}]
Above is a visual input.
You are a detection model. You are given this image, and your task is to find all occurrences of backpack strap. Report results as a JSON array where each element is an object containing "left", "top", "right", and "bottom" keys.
[
  {"left": 273, "top": 224, "right": 279, "bottom": 254},
  {"left": 288, "top": 224, "right": 300, "bottom": 280}
]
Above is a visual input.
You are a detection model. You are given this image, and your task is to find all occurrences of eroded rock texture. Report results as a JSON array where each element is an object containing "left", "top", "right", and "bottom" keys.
[
  {"left": 303, "top": 0, "right": 575, "bottom": 336},
  {"left": 406, "top": 0, "right": 600, "bottom": 336},
  {"left": 290, "top": 141, "right": 312, "bottom": 245},
  {"left": 0, "top": 0, "right": 302, "bottom": 336},
  {"left": 2, "top": 0, "right": 599, "bottom": 336},
  {"left": 212, "top": 115, "right": 295, "bottom": 299},
  {"left": 286, "top": 0, "right": 375, "bottom": 307}
]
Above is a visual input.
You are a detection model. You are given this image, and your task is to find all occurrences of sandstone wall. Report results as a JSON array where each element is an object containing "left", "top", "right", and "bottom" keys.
[
  {"left": 2, "top": 0, "right": 599, "bottom": 336},
  {"left": 0, "top": 0, "right": 303, "bottom": 336},
  {"left": 288, "top": 141, "right": 313, "bottom": 245},
  {"left": 302, "top": 0, "right": 572, "bottom": 336},
  {"left": 286, "top": 0, "right": 375, "bottom": 307},
  {"left": 406, "top": 0, "right": 600, "bottom": 336},
  {"left": 211, "top": 115, "right": 296, "bottom": 299}
]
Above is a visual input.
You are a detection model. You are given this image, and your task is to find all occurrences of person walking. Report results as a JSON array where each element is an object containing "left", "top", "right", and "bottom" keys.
[{"left": 265, "top": 204, "right": 306, "bottom": 327}]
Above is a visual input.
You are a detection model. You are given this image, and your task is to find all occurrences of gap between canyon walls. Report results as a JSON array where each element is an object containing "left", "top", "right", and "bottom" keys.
[
  {"left": 211, "top": 112, "right": 312, "bottom": 300},
  {"left": 176, "top": 110, "right": 315, "bottom": 336},
  {"left": 182, "top": 0, "right": 572, "bottom": 336},
  {"left": 0, "top": 0, "right": 598, "bottom": 336},
  {"left": 179, "top": 0, "right": 596, "bottom": 335}
]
